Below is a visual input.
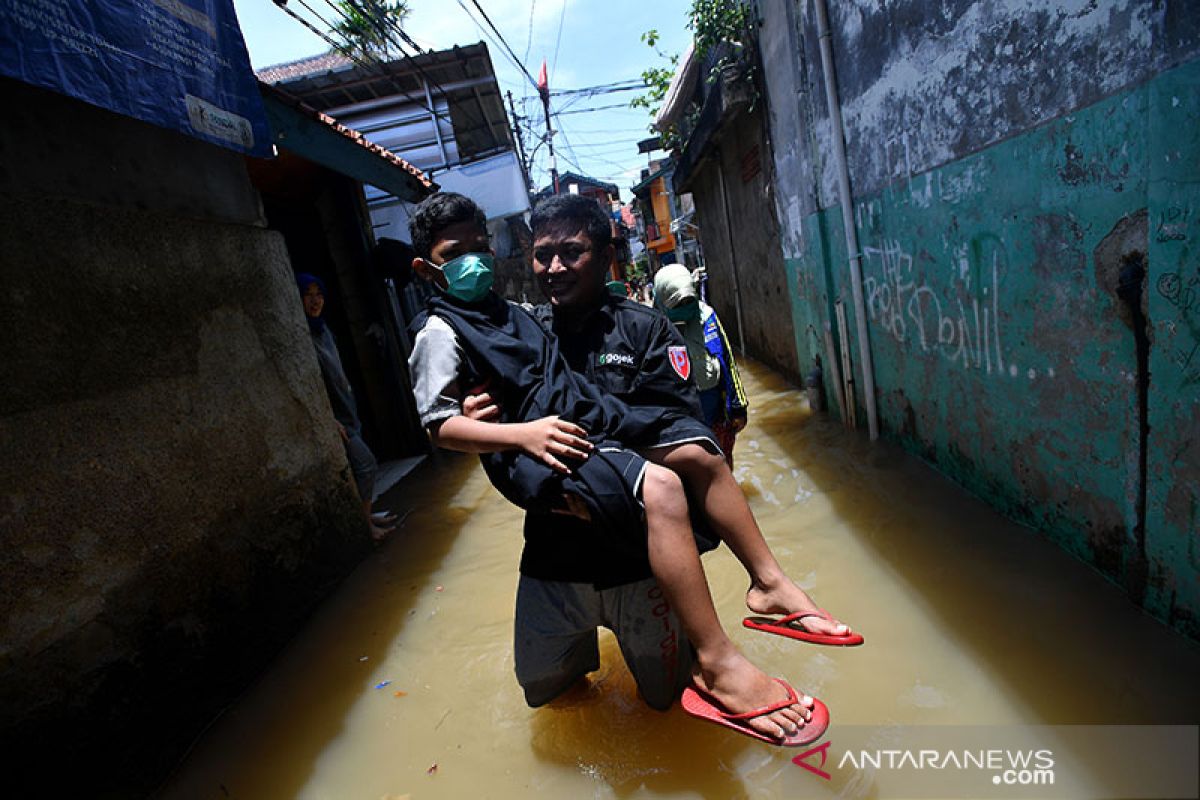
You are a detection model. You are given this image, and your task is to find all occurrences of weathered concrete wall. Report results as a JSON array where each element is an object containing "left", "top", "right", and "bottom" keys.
[
  {"left": 1143, "top": 62, "right": 1200, "bottom": 634},
  {"left": 689, "top": 107, "right": 800, "bottom": 383},
  {"left": 0, "top": 78, "right": 370, "bottom": 794},
  {"left": 757, "top": 2, "right": 1200, "bottom": 638}
]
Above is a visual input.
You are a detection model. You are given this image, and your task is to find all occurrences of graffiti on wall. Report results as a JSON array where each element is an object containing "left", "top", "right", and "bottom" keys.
[
  {"left": 1158, "top": 261, "right": 1200, "bottom": 386},
  {"left": 1155, "top": 204, "right": 1192, "bottom": 243},
  {"left": 1158, "top": 267, "right": 1198, "bottom": 313},
  {"left": 862, "top": 238, "right": 1054, "bottom": 380}
]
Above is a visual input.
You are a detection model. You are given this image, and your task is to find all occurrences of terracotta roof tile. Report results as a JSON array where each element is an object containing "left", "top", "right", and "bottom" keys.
[{"left": 257, "top": 51, "right": 354, "bottom": 85}]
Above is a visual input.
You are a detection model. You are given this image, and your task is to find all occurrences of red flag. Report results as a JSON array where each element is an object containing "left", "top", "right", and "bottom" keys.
[{"left": 537, "top": 59, "right": 548, "bottom": 96}]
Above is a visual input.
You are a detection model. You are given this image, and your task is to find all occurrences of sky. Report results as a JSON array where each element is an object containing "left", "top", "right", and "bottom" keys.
[{"left": 231, "top": 0, "right": 696, "bottom": 195}]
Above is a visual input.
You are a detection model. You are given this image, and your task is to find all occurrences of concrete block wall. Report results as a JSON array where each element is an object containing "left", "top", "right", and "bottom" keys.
[
  {"left": 758, "top": 1, "right": 1200, "bottom": 638},
  {"left": 0, "top": 78, "right": 370, "bottom": 794},
  {"left": 690, "top": 107, "right": 801, "bottom": 384}
]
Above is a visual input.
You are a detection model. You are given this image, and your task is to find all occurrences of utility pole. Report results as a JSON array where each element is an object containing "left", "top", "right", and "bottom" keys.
[
  {"left": 541, "top": 95, "right": 558, "bottom": 194},
  {"left": 506, "top": 90, "right": 532, "bottom": 196},
  {"left": 537, "top": 61, "right": 558, "bottom": 194}
]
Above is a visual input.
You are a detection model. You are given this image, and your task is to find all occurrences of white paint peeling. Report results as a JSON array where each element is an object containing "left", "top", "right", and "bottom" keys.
[{"left": 831, "top": 0, "right": 1152, "bottom": 197}]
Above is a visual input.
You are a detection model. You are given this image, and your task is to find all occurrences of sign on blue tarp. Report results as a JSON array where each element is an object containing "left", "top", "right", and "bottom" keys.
[{"left": 0, "top": 0, "right": 271, "bottom": 156}]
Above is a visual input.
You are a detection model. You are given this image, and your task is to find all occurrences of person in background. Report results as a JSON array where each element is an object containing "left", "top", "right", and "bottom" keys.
[
  {"left": 297, "top": 273, "right": 396, "bottom": 541},
  {"left": 653, "top": 264, "right": 748, "bottom": 467}
]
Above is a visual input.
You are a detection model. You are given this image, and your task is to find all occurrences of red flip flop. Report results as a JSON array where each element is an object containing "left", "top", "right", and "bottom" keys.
[
  {"left": 743, "top": 609, "right": 864, "bottom": 646},
  {"left": 680, "top": 678, "right": 830, "bottom": 747}
]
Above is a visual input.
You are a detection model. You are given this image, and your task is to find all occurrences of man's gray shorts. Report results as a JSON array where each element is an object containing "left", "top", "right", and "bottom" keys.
[{"left": 513, "top": 575, "right": 694, "bottom": 711}]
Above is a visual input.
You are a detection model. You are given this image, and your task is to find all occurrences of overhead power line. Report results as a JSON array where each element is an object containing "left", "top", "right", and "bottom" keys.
[
  {"left": 554, "top": 101, "right": 641, "bottom": 116},
  {"left": 458, "top": 0, "right": 540, "bottom": 91},
  {"left": 281, "top": 0, "right": 501, "bottom": 158},
  {"left": 271, "top": 0, "right": 458, "bottom": 131},
  {"left": 551, "top": 0, "right": 567, "bottom": 75},
  {"left": 550, "top": 81, "right": 646, "bottom": 98}
]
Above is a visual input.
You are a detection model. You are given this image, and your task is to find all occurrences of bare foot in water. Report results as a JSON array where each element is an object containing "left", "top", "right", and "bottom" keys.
[
  {"left": 370, "top": 510, "right": 397, "bottom": 542},
  {"left": 746, "top": 577, "right": 851, "bottom": 637},
  {"left": 692, "top": 648, "right": 815, "bottom": 740}
]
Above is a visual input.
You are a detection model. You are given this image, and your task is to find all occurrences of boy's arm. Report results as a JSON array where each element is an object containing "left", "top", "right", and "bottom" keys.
[{"left": 431, "top": 414, "right": 593, "bottom": 475}]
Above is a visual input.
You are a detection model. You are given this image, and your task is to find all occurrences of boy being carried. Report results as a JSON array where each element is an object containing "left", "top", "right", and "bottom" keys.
[{"left": 407, "top": 192, "right": 859, "bottom": 745}]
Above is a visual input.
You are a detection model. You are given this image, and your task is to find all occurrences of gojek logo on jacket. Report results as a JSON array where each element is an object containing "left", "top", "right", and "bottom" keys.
[{"left": 598, "top": 352, "right": 636, "bottom": 367}]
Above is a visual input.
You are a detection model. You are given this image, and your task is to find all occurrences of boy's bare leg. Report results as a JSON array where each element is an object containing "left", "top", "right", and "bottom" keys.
[
  {"left": 641, "top": 465, "right": 814, "bottom": 739},
  {"left": 651, "top": 444, "right": 851, "bottom": 637}
]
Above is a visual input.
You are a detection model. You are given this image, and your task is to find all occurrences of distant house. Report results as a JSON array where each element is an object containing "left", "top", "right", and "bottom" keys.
[
  {"left": 631, "top": 160, "right": 682, "bottom": 273},
  {"left": 537, "top": 171, "right": 620, "bottom": 205},
  {"left": 536, "top": 172, "right": 631, "bottom": 281},
  {"left": 258, "top": 43, "right": 536, "bottom": 301}
]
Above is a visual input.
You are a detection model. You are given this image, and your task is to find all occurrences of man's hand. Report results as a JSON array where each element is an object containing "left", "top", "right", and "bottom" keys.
[
  {"left": 515, "top": 416, "right": 593, "bottom": 474},
  {"left": 730, "top": 413, "right": 748, "bottom": 433},
  {"left": 462, "top": 379, "right": 501, "bottom": 422},
  {"left": 335, "top": 421, "right": 350, "bottom": 442}
]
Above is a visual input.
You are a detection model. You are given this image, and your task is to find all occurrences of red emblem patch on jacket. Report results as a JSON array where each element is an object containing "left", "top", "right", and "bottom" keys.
[{"left": 668, "top": 346, "right": 691, "bottom": 381}]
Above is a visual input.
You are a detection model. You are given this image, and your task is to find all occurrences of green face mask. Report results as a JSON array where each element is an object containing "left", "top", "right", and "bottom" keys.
[
  {"left": 434, "top": 253, "right": 494, "bottom": 303},
  {"left": 666, "top": 300, "right": 700, "bottom": 322}
]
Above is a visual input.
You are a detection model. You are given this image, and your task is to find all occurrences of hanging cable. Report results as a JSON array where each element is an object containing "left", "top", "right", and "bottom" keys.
[
  {"left": 270, "top": 0, "right": 456, "bottom": 130},
  {"left": 457, "top": 0, "right": 540, "bottom": 90},
  {"left": 551, "top": 0, "right": 567, "bottom": 75}
]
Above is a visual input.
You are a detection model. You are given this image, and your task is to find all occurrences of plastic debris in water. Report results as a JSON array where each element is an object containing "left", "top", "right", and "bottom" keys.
[
  {"left": 374, "top": 680, "right": 392, "bottom": 689},
  {"left": 435, "top": 585, "right": 444, "bottom": 592},
  {"left": 393, "top": 690, "right": 408, "bottom": 697},
  {"left": 426, "top": 763, "right": 438, "bottom": 775},
  {"left": 358, "top": 656, "right": 369, "bottom": 662}
]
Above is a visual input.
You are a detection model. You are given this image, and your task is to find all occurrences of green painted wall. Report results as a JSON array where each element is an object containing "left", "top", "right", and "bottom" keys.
[{"left": 787, "top": 61, "right": 1200, "bottom": 638}]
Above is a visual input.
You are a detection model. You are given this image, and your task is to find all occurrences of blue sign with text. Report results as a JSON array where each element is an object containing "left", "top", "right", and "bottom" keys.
[{"left": 0, "top": 0, "right": 271, "bottom": 156}]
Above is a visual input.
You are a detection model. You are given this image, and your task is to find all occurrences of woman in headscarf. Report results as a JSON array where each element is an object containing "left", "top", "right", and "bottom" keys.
[
  {"left": 653, "top": 264, "right": 748, "bottom": 467},
  {"left": 297, "top": 273, "right": 396, "bottom": 541}
]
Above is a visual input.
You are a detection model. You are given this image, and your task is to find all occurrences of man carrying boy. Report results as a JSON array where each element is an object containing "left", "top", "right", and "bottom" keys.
[
  {"left": 409, "top": 193, "right": 848, "bottom": 740},
  {"left": 407, "top": 193, "right": 709, "bottom": 710},
  {"left": 456, "top": 195, "right": 846, "bottom": 711}
]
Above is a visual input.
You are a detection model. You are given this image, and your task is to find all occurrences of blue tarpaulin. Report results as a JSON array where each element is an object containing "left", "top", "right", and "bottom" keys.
[{"left": 0, "top": 0, "right": 271, "bottom": 157}]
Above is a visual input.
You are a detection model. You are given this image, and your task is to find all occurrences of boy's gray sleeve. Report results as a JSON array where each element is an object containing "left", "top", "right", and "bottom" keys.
[{"left": 408, "top": 316, "right": 464, "bottom": 427}]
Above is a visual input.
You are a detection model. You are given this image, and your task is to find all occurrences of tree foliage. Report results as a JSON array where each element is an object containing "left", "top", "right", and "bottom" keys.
[
  {"left": 330, "top": 0, "right": 411, "bottom": 58},
  {"left": 630, "top": 30, "right": 679, "bottom": 113},
  {"left": 688, "top": 0, "right": 751, "bottom": 61},
  {"left": 630, "top": 28, "right": 681, "bottom": 144},
  {"left": 630, "top": 1, "right": 755, "bottom": 141}
]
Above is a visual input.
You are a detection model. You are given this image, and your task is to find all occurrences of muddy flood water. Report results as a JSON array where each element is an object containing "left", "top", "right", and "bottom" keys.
[{"left": 159, "top": 361, "right": 1200, "bottom": 799}]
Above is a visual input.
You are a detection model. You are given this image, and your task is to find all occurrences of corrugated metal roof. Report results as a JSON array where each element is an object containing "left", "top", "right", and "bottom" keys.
[{"left": 256, "top": 43, "right": 510, "bottom": 166}]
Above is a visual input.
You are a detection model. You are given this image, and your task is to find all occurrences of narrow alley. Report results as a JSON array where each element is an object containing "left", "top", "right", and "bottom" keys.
[{"left": 159, "top": 360, "right": 1200, "bottom": 799}]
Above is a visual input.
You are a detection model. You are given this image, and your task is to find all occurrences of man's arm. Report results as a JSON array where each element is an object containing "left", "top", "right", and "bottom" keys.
[{"left": 431, "top": 415, "right": 593, "bottom": 475}]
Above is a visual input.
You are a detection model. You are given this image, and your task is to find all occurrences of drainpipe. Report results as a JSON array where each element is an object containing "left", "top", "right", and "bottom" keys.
[
  {"left": 814, "top": 0, "right": 879, "bottom": 441},
  {"left": 716, "top": 156, "right": 748, "bottom": 356}
]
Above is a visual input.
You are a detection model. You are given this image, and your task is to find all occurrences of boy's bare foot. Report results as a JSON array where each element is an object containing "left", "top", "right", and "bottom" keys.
[
  {"left": 692, "top": 649, "right": 815, "bottom": 740},
  {"left": 370, "top": 511, "right": 397, "bottom": 542},
  {"left": 746, "top": 579, "right": 851, "bottom": 637}
]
